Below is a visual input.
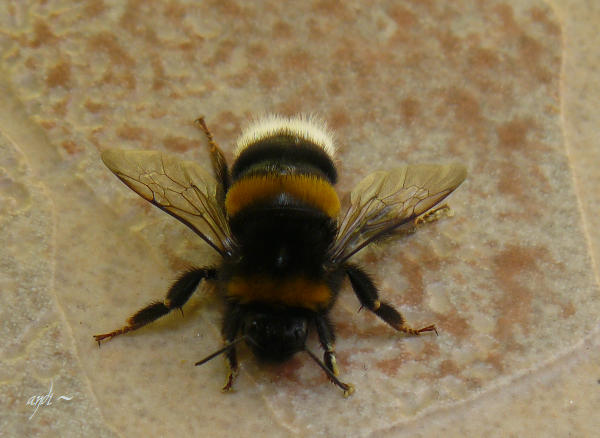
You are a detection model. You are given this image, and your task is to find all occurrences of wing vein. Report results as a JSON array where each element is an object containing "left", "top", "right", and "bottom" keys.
[{"left": 329, "top": 163, "right": 467, "bottom": 264}]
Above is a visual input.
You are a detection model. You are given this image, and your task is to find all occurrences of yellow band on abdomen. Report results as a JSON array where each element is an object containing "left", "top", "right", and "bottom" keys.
[{"left": 225, "top": 174, "right": 340, "bottom": 218}]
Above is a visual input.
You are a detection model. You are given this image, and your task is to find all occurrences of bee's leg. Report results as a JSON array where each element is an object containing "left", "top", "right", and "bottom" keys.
[
  {"left": 93, "top": 267, "right": 218, "bottom": 345},
  {"left": 313, "top": 315, "right": 354, "bottom": 396},
  {"left": 195, "top": 116, "right": 231, "bottom": 204},
  {"left": 390, "top": 204, "right": 454, "bottom": 241},
  {"left": 415, "top": 203, "right": 452, "bottom": 226},
  {"left": 220, "top": 305, "right": 241, "bottom": 393},
  {"left": 344, "top": 263, "right": 437, "bottom": 336},
  {"left": 315, "top": 316, "right": 339, "bottom": 376}
]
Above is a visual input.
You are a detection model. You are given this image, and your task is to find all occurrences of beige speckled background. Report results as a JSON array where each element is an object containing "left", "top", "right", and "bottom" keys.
[{"left": 1, "top": 1, "right": 599, "bottom": 437}]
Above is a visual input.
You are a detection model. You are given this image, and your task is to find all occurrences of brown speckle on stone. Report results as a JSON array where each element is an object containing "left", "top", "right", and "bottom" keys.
[
  {"left": 163, "top": 136, "right": 196, "bottom": 153},
  {"left": 46, "top": 62, "right": 72, "bottom": 88}
]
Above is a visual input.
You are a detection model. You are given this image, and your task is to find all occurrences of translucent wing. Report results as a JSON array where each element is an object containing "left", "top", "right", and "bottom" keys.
[
  {"left": 101, "top": 149, "right": 236, "bottom": 257},
  {"left": 330, "top": 163, "right": 467, "bottom": 264}
]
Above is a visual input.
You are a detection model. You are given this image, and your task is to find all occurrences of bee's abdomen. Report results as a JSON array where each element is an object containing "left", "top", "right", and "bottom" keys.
[
  {"left": 231, "top": 135, "right": 338, "bottom": 184},
  {"left": 224, "top": 115, "right": 340, "bottom": 286},
  {"left": 225, "top": 173, "right": 340, "bottom": 218},
  {"left": 226, "top": 130, "right": 341, "bottom": 219}
]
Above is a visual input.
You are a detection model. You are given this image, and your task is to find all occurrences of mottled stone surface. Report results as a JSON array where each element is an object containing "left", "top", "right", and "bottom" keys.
[{"left": 1, "top": 0, "right": 599, "bottom": 437}]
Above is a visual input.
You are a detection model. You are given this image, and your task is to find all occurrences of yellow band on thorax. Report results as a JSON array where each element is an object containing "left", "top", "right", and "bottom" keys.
[
  {"left": 227, "top": 275, "right": 332, "bottom": 311},
  {"left": 225, "top": 174, "right": 340, "bottom": 218}
]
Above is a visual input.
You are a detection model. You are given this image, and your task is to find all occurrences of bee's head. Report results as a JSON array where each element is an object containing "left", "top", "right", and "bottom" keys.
[{"left": 241, "top": 311, "right": 309, "bottom": 362}]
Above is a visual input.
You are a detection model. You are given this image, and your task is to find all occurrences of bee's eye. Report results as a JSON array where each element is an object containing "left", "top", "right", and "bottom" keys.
[
  {"left": 248, "top": 321, "right": 259, "bottom": 335},
  {"left": 276, "top": 246, "right": 289, "bottom": 268},
  {"left": 294, "top": 326, "right": 305, "bottom": 340}
]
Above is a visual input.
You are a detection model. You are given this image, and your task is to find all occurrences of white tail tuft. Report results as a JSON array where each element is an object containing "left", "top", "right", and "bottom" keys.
[{"left": 234, "top": 114, "right": 336, "bottom": 158}]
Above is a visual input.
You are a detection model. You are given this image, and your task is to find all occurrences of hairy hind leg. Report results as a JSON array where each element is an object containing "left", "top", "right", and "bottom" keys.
[{"left": 195, "top": 116, "right": 230, "bottom": 202}]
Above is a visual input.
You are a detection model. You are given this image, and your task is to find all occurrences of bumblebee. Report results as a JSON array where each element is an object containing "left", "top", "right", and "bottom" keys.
[{"left": 94, "top": 114, "right": 467, "bottom": 397}]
